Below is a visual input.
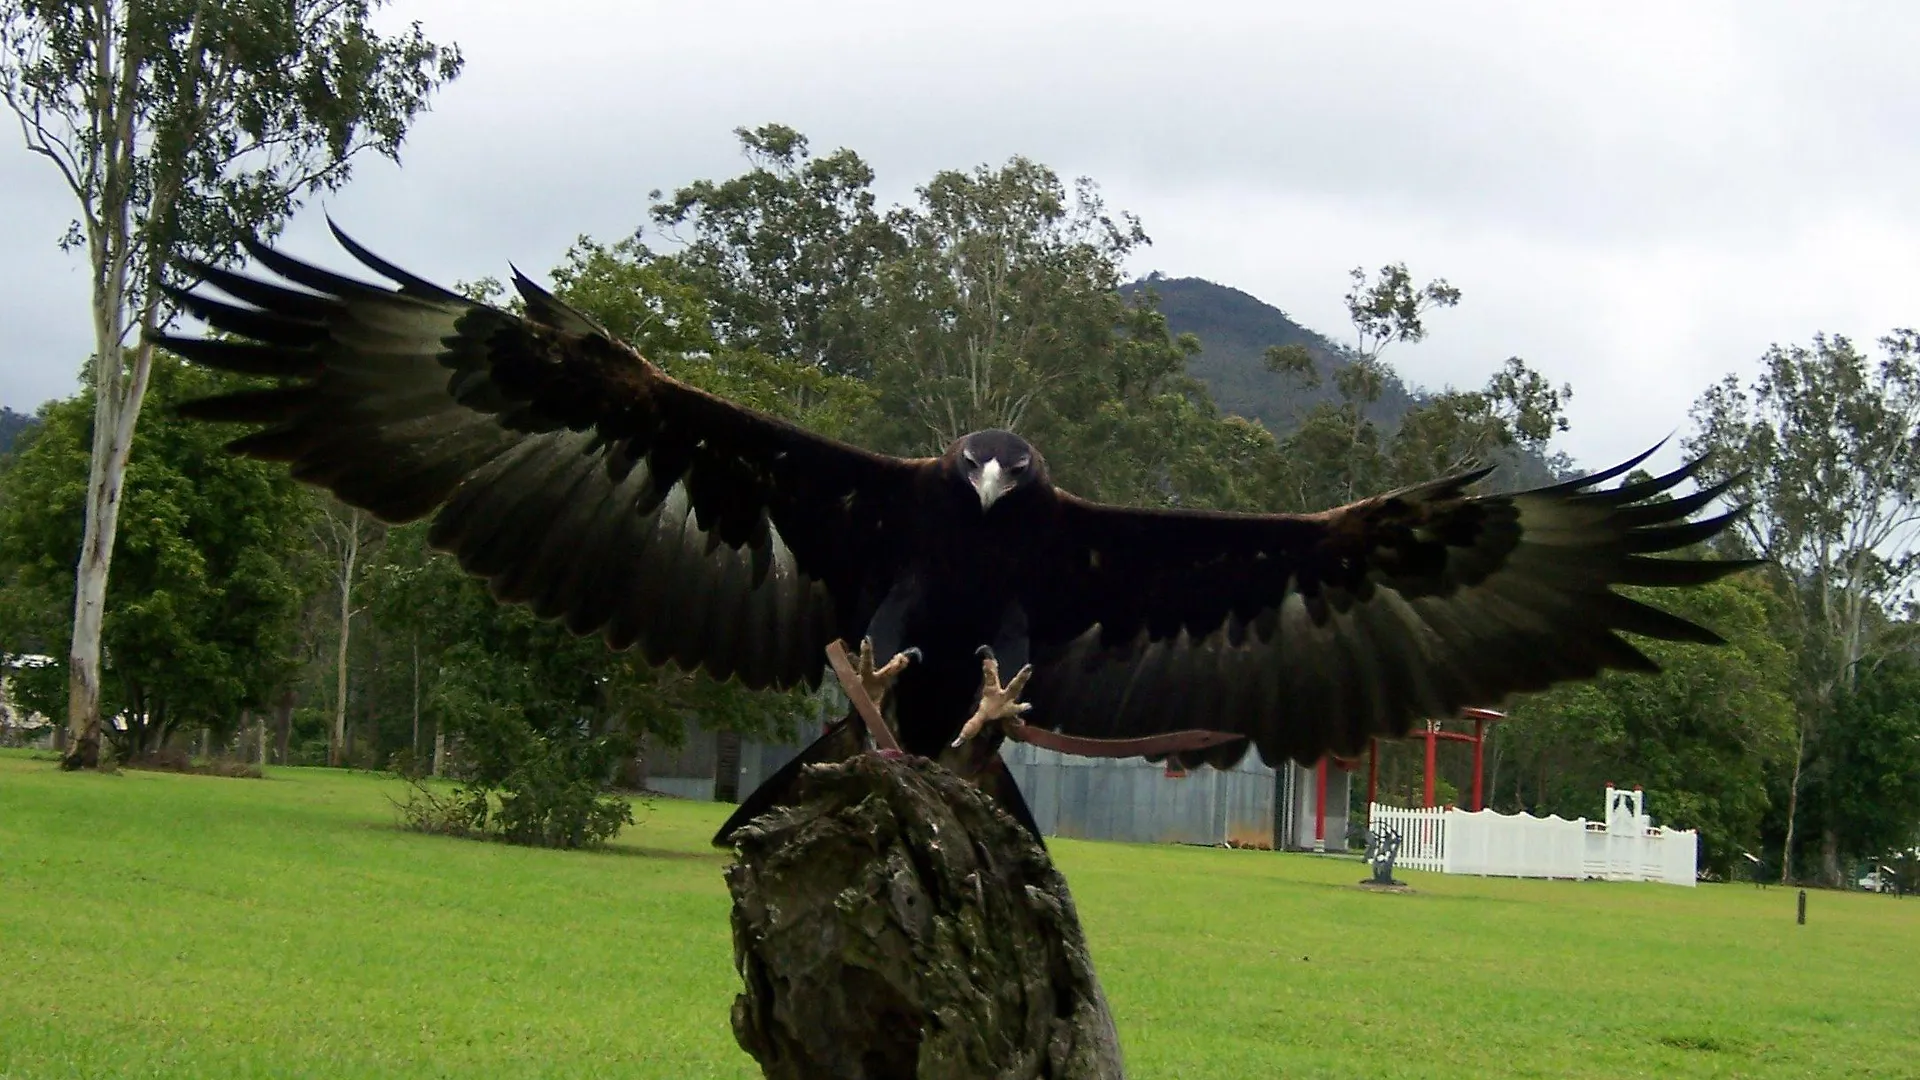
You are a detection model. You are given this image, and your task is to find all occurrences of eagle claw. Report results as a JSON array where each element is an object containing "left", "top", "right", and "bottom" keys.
[
  {"left": 855, "top": 638, "right": 920, "bottom": 711},
  {"left": 952, "top": 652, "right": 1033, "bottom": 747}
]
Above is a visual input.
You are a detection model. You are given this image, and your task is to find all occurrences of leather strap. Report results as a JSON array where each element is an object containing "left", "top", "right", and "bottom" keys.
[{"left": 1006, "top": 724, "right": 1245, "bottom": 760}]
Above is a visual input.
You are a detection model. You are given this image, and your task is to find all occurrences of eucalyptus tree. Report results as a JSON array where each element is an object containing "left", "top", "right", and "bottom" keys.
[
  {"left": 1688, "top": 330, "right": 1920, "bottom": 882},
  {"left": 0, "top": 0, "right": 460, "bottom": 767}
]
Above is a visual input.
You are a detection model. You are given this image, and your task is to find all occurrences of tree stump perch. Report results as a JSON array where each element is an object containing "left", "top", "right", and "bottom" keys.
[{"left": 725, "top": 752, "right": 1126, "bottom": 1079}]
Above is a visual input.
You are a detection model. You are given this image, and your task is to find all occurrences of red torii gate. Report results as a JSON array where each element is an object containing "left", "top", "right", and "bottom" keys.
[
  {"left": 1312, "top": 706, "right": 1506, "bottom": 850},
  {"left": 1368, "top": 706, "right": 1507, "bottom": 810}
]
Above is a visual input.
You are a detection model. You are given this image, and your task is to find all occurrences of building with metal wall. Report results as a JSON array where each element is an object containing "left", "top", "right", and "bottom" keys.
[{"left": 646, "top": 712, "right": 1351, "bottom": 853}]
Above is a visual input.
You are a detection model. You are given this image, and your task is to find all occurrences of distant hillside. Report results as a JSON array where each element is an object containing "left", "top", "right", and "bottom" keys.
[
  {"left": 0, "top": 408, "right": 37, "bottom": 455},
  {"left": 1124, "top": 274, "right": 1416, "bottom": 434},
  {"left": 1127, "top": 274, "right": 1561, "bottom": 490}
]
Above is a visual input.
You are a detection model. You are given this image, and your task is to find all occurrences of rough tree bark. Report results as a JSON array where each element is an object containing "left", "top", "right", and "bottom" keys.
[{"left": 725, "top": 752, "right": 1125, "bottom": 1080}]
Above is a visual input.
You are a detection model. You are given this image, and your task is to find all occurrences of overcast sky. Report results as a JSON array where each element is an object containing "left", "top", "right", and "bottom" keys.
[{"left": 3, "top": 0, "right": 1915, "bottom": 477}]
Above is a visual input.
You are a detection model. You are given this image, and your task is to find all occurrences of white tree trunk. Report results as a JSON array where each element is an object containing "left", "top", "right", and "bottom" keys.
[
  {"left": 63, "top": 332, "right": 155, "bottom": 768},
  {"left": 56, "top": 1, "right": 168, "bottom": 770},
  {"left": 1780, "top": 725, "right": 1806, "bottom": 883},
  {"left": 64, "top": 469, "right": 116, "bottom": 767},
  {"left": 330, "top": 510, "right": 360, "bottom": 767}
]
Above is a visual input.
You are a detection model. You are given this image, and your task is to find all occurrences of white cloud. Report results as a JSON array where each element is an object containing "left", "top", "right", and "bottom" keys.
[{"left": 2, "top": 0, "right": 1915, "bottom": 479}]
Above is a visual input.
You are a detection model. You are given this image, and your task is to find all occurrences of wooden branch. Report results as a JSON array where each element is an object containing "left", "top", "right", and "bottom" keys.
[
  {"left": 824, "top": 638, "right": 899, "bottom": 752},
  {"left": 726, "top": 752, "right": 1125, "bottom": 1079}
]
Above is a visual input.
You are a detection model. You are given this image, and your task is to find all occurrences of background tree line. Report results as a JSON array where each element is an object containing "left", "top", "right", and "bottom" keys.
[{"left": 1, "top": 120, "right": 1916, "bottom": 875}]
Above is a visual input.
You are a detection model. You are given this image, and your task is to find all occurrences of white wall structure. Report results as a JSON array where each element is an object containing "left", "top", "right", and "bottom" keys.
[{"left": 1368, "top": 785, "right": 1698, "bottom": 886}]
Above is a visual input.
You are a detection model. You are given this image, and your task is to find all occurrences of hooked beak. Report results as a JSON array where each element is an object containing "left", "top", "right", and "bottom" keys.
[{"left": 972, "top": 458, "right": 1009, "bottom": 510}]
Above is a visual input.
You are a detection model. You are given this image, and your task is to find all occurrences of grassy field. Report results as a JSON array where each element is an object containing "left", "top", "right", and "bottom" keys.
[{"left": 1, "top": 749, "right": 1914, "bottom": 1079}]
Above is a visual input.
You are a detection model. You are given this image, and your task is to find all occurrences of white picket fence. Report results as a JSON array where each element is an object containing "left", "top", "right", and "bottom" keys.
[{"left": 1368, "top": 786, "right": 1697, "bottom": 886}]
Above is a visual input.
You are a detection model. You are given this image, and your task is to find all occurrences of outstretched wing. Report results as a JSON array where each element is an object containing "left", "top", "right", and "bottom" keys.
[
  {"left": 1021, "top": 448, "right": 1760, "bottom": 768},
  {"left": 158, "top": 225, "right": 922, "bottom": 691}
]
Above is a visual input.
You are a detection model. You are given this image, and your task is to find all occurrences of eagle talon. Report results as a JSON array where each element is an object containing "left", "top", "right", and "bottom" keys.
[
  {"left": 952, "top": 653, "right": 1033, "bottom": 747},
  {"left": 854, "top": 638, "right": 919, "bottom": 711}
]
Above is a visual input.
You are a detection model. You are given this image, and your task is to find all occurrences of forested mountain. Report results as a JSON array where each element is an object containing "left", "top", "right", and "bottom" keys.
[
  {"left": 1124, "top": 273, "right": 1417, "bottom": 434},
  {"left": 1131, "top": 273, "right": 1563, "bottom": 489}
]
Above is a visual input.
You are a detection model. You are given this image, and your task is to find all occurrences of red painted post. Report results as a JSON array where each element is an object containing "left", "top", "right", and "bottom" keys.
[
  {"left": 1423, "top": 722, "right": 1437, "bottom": 808},
  {"left": 1366, "top": 740, "right": 1379, "bottom": 807},
  {"left": 1314, "top": 757, "right": 1328, "bottom": 851},
  {"left": 1471, "top": 715, "right": 1486, "bottom": 812}
]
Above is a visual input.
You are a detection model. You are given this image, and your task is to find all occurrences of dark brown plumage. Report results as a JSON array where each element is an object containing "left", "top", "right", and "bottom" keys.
[{"left": 159, "top": 226, "right": 1760, "bottom": 844}]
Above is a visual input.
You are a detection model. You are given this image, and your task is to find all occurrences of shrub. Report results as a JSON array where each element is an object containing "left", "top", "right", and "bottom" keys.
[
  {"left": 394, "top": 776, "right": 488, "bottom": 837},
  {"left": 392, "top": 737, "right": 639, "bottom": 850},
  {"left": 490, "top": 744, "right": 635, "bottom": 848}
]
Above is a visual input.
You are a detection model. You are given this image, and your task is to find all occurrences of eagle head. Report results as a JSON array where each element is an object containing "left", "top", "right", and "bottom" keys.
[{"left": 948, "top": 430, "right": 1048, "bottom": 512}]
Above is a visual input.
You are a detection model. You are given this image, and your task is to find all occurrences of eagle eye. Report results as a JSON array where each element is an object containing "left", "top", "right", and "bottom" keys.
[
  {"left": 962, "top": 449, "right": 979, "bottom": 467},
  {"left": 1010, "top": 457, "right": 1030, "bottom": 474}
]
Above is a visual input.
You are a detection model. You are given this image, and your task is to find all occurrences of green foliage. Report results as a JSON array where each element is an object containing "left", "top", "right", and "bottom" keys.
[
  {"left": 1499, "top": 570, "right": 1796, "bottom": 876},
  {"left": 395, "top": 724, "right": 635, "bottom": 850},
  {"left": 1342, "top": 262, "right": 1461, "bottom": 358},
  {"left": 549, "top": 235, "right": 876, "bottom": 438},
  {"left": 1689, "top": 331, "right": 1920, "bottom": 690},
  {"left": 1265, "top": 263, "right": 1571, "bottom": 511},
  {"left": 1801, "top": 655, "right": 1920, "bottom": 865},
  {"left": 1688, "top": 330, "right": 1920, "bottom": 881},
  {"left": 648, "top": 124, "right": 900, "bottom": 377},
  {"left": 3, "top": 0, "right": 460, "bottom": 761},
  {"left": 0, "top": 0, "right": 463, "bottom": 291},
  {"left": 0, "top": 406, "right": 35, "bottom": 455},
  {"left": 486, "top": 740, "right": 637, "bottom": 849},
  {"left": 0, "top": 359, "right": 314, "bottom": 754},
  {"left": 646, "top": 126, "right": 1262, "bottom": 517},
  {"left": 865, "top": 159, "right": 1157, "bottom": 450},
  {"left": 370, "top": 578, "right": 640, "bottom": 849}
]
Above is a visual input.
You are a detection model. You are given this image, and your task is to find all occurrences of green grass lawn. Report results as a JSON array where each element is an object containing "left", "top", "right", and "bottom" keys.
[{"left": 1, "top": 749, "right": 1914, "bottom": 1079}]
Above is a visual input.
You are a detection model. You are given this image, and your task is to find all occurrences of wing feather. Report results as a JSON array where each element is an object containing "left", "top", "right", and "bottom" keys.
[
  {"left": 158, "top": 231, "right": 920, "bottom": 691},
  {"left": 1023, "top": 451, "right": 1761, "bottom": 765}
]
